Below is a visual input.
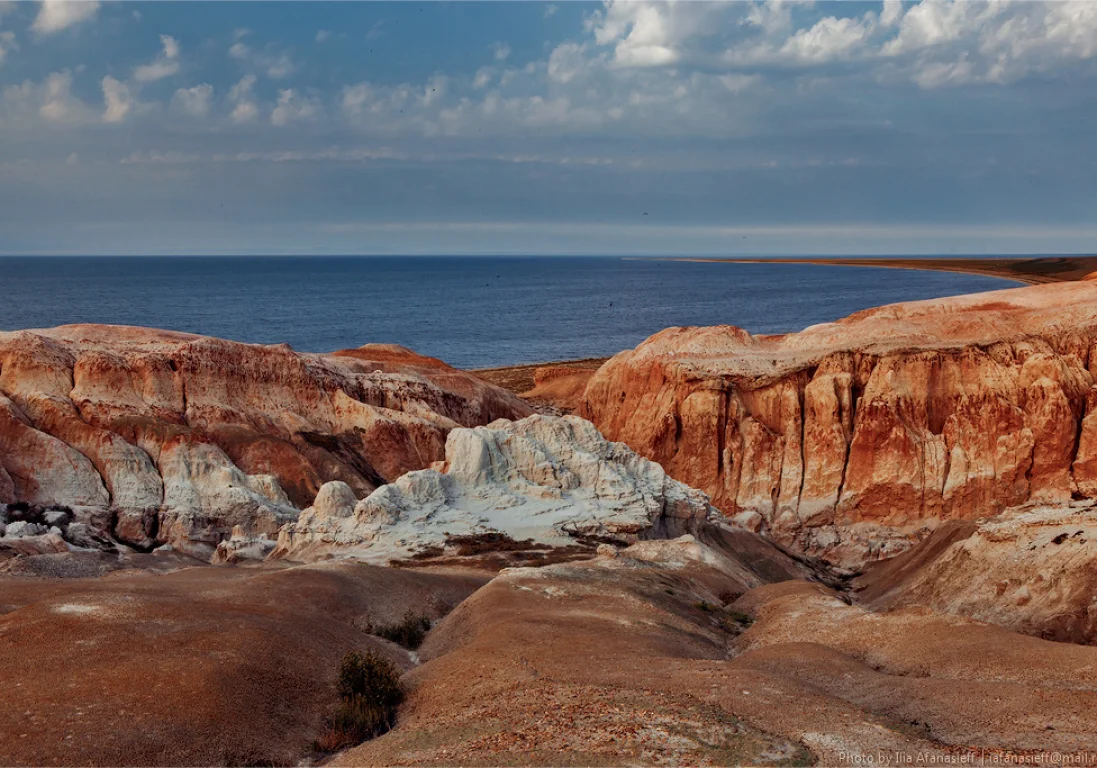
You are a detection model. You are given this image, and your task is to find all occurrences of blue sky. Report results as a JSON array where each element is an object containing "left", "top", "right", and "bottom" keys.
[{"left": 1, "top": 0, "right": 1096, "bottom": 255}]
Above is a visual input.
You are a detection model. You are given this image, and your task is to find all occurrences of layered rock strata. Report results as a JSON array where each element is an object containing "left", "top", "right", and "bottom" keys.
[
  {"left": 582, "top": 281, "right": 1097, "bottom": 566},
  {"left": 856, "top": 501, "right": 1097, "bottom": 644},
  {"left": 0, "top": 325, "right": 531, "bottom": 559}
]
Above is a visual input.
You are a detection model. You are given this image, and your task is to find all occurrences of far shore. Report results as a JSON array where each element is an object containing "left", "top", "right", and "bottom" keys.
[
  {"left": 469, "top": 255, "right": 1097, "bottom": 393},
  {"left": 642, "top": 255, "right": 1097, "bottom": 285}
]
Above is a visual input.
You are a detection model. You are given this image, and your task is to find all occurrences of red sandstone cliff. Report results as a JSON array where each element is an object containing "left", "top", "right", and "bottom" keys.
[
  {"left": 582, "top": 281, "right": 1097, "bottom": 567},
  {"left": 0, "top": 325, "right": 532, "bottom": 558}
]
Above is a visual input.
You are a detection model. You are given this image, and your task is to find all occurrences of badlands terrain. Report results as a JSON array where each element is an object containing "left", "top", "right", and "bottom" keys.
[{"left": 4, "top": 277, "right": 1097, "bottom": 765}]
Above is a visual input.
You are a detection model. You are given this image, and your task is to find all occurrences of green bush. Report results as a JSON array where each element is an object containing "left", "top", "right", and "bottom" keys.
[
  {"left": 371, "top": 611, "right": 432, "bottom": 650},
  {"left": 316, "top": 650, "right": 404, "bottom": 752}
]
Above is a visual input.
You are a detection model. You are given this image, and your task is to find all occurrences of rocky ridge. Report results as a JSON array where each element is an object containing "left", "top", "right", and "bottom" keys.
[
  {"left": 582, "top": 280, "right": 1097, "bottom": 566},
  {"left": 0, "top": 325, "right": 531, "bottom": 560}
]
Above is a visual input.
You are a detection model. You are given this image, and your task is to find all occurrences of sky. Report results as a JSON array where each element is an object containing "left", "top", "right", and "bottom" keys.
[{"left": 0, "top": 0, "right": 1096, "bottom": 256}]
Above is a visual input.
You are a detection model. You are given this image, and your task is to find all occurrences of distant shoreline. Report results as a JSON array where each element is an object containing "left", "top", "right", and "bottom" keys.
[
  {"left": 639, "top": 255, "right": 1097, "bottom": 285},
  {"left": 469, "top": 256, "right": 1097, "bottom": 386}
]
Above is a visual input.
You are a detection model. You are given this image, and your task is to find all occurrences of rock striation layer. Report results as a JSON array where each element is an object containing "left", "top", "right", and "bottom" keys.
[
  {"left": 856, "top": 501, "right": 1097, "bottom": 644},
  {"left": 273, "top": 414, "right": 717, "bottom": 563},
  {"left": 582, "top": 281, "right": 1097, "bottom": 566},
  {"left": 0, "top": 325, "right": 531, "bottom": 559}
]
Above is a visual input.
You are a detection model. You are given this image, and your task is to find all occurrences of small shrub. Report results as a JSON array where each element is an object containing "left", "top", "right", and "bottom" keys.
[
  {"left": 316, "top": 650, "right": 405, "bottom": 753},
  {"left": 370, "top": 611, "right": 432, "bottom": 650},
  {"left": 695, "top": 600, "right": 719, "bottom": 613},
  {"left": 718, "top": 590, "right": 742, "bottom": 605}
]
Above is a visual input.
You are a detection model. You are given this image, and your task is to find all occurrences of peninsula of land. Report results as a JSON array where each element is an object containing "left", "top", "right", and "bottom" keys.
[{"left": 657, "top": 254, "right": 1097, "bottom": 284}]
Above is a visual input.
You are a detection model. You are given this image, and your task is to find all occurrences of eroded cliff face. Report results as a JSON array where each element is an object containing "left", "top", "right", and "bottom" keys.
[
  {"left": 582, "top": 281, "right": 1097, "bottom": 567},
  {"left": 855, "top": 502, "right": 1097, "bottom": 644},
  {"left": 0, "top": 325, "right": 532, "bottom": 559}
]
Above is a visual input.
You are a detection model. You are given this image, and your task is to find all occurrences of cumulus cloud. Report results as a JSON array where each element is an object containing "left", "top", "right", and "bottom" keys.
[
  {"left": 171, "top": 83, "right": 213, "bottom": 117},
  {"left": 472, "top": 67, "right": 493, "bottom": 89},
  {"left": 38, "top": 70, "right": 84, "bottom": 122},
  {"left": 32, "top": 0, "right": 99, "bottom": 36},
  {"left": 271, "top": 88, "right": 320, "bottom": 126},
  {"left": 492, "top": 42, "right": 511, "bottom": 61},
  {"left": 421, "top": 74, "right": 447, "bottom": 107},
  {"left": 228, "top": 74, "right": 258, "bottom": 123},
  {"left": 547, "top": 42, "right": 588, "bottom": 84},
  {"left": 229, "top": 34, "right": 296, "bottom": 79},
  {"left": 133, "top": 35, "right": 181, "bottom": 83},
  {"left": 315, "top": 30, "right": 331, "bottom": 43},
  {"left": 342, "top": 83, "right": 371, "bottom": 116},
  {"left": 0, "top": 31, "right": 16, "bottom": 67},
  {"left": 101, "top": 76, "right": 132, "bottom": 123},
  {"left": 544, "top": 4, "right": 558, "bottom": 19}
]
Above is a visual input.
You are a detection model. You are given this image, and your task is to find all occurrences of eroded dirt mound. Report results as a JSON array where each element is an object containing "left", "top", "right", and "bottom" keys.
[
  {"left": 338, "top": 538, "right": 1097, "bottom": 766},
  {"left": 0, "top": 562, "right": 488, "bottom": 766},
  {"left": 855, "top": 501, "right": 1097, "bottom": 644}
]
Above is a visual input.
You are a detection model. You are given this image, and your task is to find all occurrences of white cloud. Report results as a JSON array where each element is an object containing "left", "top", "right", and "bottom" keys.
[
  {"left": 590, "top": 0, "right": 720, "bottom": 68},
  {"left": 230, "top": 38, "right": 295, "bottom": 79},
  {"left": 32, "top": 0, "right": 99, "bottom": 36},
  {"left": 0, "top": 31, "right": 16, "bottom": 67},
  {"left": 913, "top": 55, "right": 973, "bottom": 88},
  {"left": 228, "top": 74, "right": 258, "bottom": 123},
  {"left": 342, "top": 83, "right": 371, "bottom": 116},
  {"left": 271, "top": 88, "right": 320, "bottom": 125},
  {"left": 171, "top": 83, "right": 213, "bottom": 117},
  {"left": 778, "top": 15, "right": 875, "bottom": 63},
  {"left": 39, "top": 70, "right": 82, "bottom": 122},
  {"left": 547, "top": 42, "right": 587, "bottom": 84},
  {"left": 880, "top": 0, "right": 904, "bottom": 29},
  {"left": 492, "top": 42, "right": 511, "bottom": 61},
  {"left": 315, "top": 29, "right": 331, "bottom": 43},
  {"left": 101, "top": 76, "right": 132, "bottom": 123},
  {"left": 545, "top": 4, "right": 558, "bottom": 19},
  {"left": 133, "top": 34, "right": 181, "bottom": 83},
  {"left": 421, "top": 74, "right": 447, "bottom": 107},
  {"left": 472, "top": 67, "right": 493, "bottom": 89},
  {"left": 718, "top": 73, "right": 760, "bottom": 93}
]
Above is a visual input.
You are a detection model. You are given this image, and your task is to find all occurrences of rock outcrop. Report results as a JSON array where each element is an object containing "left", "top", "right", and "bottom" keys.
[
  {"left": 0, "top": 325, "right": 531, "bottom": 559},
  {"left": 582, "top": 281, "right": 1097, "bottom": 567},
  {"left": 856, "top": 501, "right": 1097, "bottom": 644},
  {"left": 272, "top": 414, "right": 717, "bottom": 563}
]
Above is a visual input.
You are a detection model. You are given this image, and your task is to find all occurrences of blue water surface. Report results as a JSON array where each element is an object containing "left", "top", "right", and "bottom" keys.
[{"left": 0, "top": 256, "right": 1020, "bottom": 368}]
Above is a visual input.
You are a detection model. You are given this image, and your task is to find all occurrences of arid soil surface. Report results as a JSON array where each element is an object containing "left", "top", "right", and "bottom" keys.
[
  {"left": 339, "top": 541, "right": 1097, "bottom": 767},
  {"left": 472, "top": 358, "right": 606, "bottom": 414},
  {"left": 0, "top": 561, "right": 488, "bottom": 766}
]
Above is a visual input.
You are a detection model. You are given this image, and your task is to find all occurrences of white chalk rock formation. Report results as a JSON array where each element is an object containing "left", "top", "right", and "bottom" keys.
[{"left": 272, "top": 415, "right": 716, "bottom": 563}]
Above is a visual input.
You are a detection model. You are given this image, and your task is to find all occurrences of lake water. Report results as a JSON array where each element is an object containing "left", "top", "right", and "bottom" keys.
[{"left": 0, "top": 256, "right": 1020, "bottom": 369}]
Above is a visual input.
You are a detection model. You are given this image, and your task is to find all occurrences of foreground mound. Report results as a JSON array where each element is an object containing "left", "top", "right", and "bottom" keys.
[
  {"left": 338, "top": 537, "right": 1097, "bottom": 766},
  {"left": 583, "top": 280, "right": 1097, "bottom": 567},
  {"left": 0, "top": 325, "right": 531, "bottom": 560},
  {"left": 273, "top": 414, "right": 718, "bottom": 564},
  {"left": 0, "top": 562, "right": 488, "bottom": 766},
  {"left": 856, "top": 501, "right": 1097, "bottom": 644}
]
